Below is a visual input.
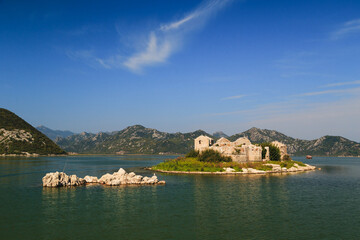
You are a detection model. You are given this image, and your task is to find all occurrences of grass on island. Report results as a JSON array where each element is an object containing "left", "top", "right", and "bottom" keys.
[{"left": 152, "top": 149, "right": 306, "bottom": 173}]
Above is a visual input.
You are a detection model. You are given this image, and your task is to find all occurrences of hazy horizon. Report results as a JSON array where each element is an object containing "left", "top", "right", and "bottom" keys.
[{"left": 35, "top": 123, "right": 360, "bottom": 143}]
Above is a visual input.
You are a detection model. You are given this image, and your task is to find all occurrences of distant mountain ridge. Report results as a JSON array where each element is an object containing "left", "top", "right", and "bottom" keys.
[
  {"left": 53, "top": 125, "right": 360, "bottom": 156},
  {"left": 213, "top": 131, "right": 229, "bottom": 138},
  {"left": 55, "top": 125, "right": 212, "bottom": 154},
  {"left": 0, "top": 108, "right": 66, "bottom": 155},
  {"left": 229, "top": 127, "right": 360, "bottom": 156},
  {"left": 36, "top": 125, "right": 75, "bottom": 140}
]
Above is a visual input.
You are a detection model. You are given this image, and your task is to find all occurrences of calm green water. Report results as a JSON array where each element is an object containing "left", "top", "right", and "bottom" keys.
[{"left": 0, "top": 155, "right": 360, "bottom": 240}]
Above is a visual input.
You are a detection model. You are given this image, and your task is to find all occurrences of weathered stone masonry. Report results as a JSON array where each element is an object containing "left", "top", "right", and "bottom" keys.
[{"left": 194, "top": 135, "right": 288, "bottom": 162}]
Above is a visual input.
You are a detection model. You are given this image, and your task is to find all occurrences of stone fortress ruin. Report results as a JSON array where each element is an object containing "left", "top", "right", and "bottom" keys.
[{"left": 194, "top": 135, "right": 287, "bottom": 163}]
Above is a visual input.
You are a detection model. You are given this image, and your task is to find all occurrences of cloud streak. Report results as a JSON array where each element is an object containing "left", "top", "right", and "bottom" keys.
[
  {"left": 221, "top": 94, "right": 247, "bottom": 100},
  {"left": 324, "top": 80, "right": 360, "bottom": 87},
  {"left": 123, "top": 0, "right": 231, "bottom": 72},
  {"left": 123, "top": 32, "right": 172, "bottom": 71},
  {"left": 206, "top": 87, "right": 360, "bottom": 141},
  {"left": 295, "top": 87, "right": 360, "bottom": 97},
  {"left": 66, "top": 50, "right": 112, "bottom": 69},
  {"left": 248, "top": 96, "right": 360, "bottom": 141},
  {"left": 295, "top": 89, "right": 349, "bottom": 97},
  {"left": 331, "top": 18, "right": 360, "bottom": 40}
]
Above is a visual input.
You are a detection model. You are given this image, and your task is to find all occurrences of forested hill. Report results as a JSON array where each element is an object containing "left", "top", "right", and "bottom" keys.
[{"left": 0, "top": 108, "right": 66, "bottom": 155}]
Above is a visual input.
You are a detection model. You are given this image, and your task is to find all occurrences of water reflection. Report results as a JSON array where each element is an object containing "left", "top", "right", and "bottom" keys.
[{"left": 190, "top": 174, "right": 292, "bottom": 238}]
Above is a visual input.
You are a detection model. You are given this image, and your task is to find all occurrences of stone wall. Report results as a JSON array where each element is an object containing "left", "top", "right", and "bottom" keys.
[{"left": 194, "top": 135, "right": 262, "bottom": 162}]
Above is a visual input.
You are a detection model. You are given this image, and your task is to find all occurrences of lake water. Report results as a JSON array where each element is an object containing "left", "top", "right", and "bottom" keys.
[{"left": 0, "top": 155, "right": 360, "bottom": 240}]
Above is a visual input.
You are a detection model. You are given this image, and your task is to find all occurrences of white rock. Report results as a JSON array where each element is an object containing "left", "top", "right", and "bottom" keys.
[
  {"left": 42, "top": 172, "right": 85, "bottom": 187},
  {"left": 117, "top": 168, "right": 126, "bottom": 176},
  {"left": 223, "top": 167, "right": 235, "bottom": 172},
  {"left": 84, "top": 176, "right": 99, "bottom": 183},
  {"left": 98, "top": 173, "right": 114, "bottom": 184},
  {"left": 247, "top": 168, "right": 265, "bottom": 174},
  {"left": 128, "top": 172, "right": 136, "bottom": 178},
  {"left": 287, "top": 167, "right": 298, "bottom": 172},
  {"left": 109, "top": 179, "right": 122, "bottom": 186},
  {"left": 43, "top": 168, "right": 166, "bottom": 187}
]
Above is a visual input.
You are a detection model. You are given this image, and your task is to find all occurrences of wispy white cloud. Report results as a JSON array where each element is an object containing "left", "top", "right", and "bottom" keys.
[
  {"left": 248, "top": 95, "right": 360, "bottom": 141},
  {"left": 324, "top": 80, "right": 360, "bottom": 87},
  {"left": 123, "top": 32, "right": 172, "bottom": 71},
  {"left": 209, "top": 101, "right": 302, "bottom": 117},
  {"left": 221, "top": 94, "right": 247, "bottom": 101},
  {"left": 123, "top": 0, "right": 232, "bottom": 72},
  {"left": 331, "top": 18, "right": 360, "bottom": 40},
  {"left": 66, "top": 50, "right": 112, "bottom": 69},
  {"left": 295, "top": 87, "right": 360, "bottom": 97},
  {"left": 67, "top": 0, "right": 232, "bottom": 72},
  {"left": 160, "top": 14, "right": 197, "bottom": 31},
  {"left": 206, "top": 88, "right": 360, "bottom": 141}
]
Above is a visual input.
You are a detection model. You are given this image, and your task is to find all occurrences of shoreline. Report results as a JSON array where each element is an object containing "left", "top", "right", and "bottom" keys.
[
  {"left": 148, "top": 164, "right": 318, "bottom": 175},
  {"left": 1, "top": 153, "right": 359, "bottom": 158},
  {"left": 0, "top": 153, "right": 181, "bottom": 157}
]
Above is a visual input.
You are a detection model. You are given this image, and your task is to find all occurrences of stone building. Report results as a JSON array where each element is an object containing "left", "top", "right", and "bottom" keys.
[
  {"left": 194, "top": 135, "right": 264, "bottom": 162},
  {"left": 271, "top": 141, "right": 288, "bottom": 160},
  {"left": 194, "top": 135, "right": 214, "bottom": 153}
]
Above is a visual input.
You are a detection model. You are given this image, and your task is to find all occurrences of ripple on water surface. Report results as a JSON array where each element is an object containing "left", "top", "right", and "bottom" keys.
[{"left": 0, "top": 156, "right": 360, "bottom": 240}]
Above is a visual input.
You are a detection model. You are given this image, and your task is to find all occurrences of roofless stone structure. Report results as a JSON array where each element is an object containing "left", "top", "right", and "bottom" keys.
[{"left": 195, "top": 135, "right": 265, "bottom": 162}]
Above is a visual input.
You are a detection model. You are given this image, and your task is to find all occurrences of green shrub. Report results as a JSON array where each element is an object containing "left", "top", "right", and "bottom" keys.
[
  {"left": 260, "top": 143, "right": 281, "bottom": 161},
  {"left": 198, "top": 149, "right": 232, "bottom": 163},
  {"left": 282, "top": 154, "right": 291, "bottom": 161},
  {"left": 153, "top": 157, "right": 308, "bottom": 173},
  {"left": 185, "top": 149, "right": 199, "bottom": 158},
  {"left": 232, "top": 166, "right": 243, "bottom": 172},
  {"left": 255, "top": 165, "right": 273, "bottom": 171},
  {"left": 293, "top": 160, "right": 306, "bottom": 166}
]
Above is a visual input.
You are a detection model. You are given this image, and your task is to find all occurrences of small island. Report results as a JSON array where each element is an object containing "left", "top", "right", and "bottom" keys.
[{"left": 151, "top": 136, "right": 316, "bottom": 174}]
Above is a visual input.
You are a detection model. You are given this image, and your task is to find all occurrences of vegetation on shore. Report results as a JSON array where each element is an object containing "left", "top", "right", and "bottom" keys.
[{"left": 152, "top": 149, "right": 307, "bottom": 173}]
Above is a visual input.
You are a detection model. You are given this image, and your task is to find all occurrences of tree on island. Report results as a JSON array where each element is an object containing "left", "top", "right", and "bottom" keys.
[
  {"left": 260, "top": 143, "right": 281, "bottom": 161},
  {"left": 185, "top": 149, "right": 231, "bottom": 162}
]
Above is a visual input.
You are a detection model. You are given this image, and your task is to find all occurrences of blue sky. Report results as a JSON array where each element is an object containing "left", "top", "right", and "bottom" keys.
[{"left": 1, "top": 0, "right": 360, "bottom": 141}]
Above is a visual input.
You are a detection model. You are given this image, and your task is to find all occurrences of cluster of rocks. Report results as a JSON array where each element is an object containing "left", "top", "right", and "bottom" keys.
[
  {"left": 42, "top": 168, "right": 165, "bottom": 187},
  {"left": 0, "top": 152, "right": 40, "bottom": 157},
  {"left": 0, "top": 128, "right": 34, "bottom": 143},
  {"left": 42, "top": 172, "right": 86, "bottom": 187},
  {"left": 263, "top": 163, "right": 316, "bottom": 173},
  {"left": 223, "top": 163, "right": 316, "bottom": 174}
]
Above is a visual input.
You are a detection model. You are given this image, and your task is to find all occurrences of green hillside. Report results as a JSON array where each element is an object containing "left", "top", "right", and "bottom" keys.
[
  {"left": 0, "top": 108, "right": 66, "bottom": 155},
  {"left": 55, "top": 125, "right": 211, "bottom": 154},
  {"left": 54, "top": 125, "right": 360, "bottom": 156}
]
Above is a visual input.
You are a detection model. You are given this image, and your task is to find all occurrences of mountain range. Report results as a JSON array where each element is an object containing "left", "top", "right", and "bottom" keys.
[
  {"left": 36, "top": 125, "right": 75, "bottom": 141},
  {"left": 54, "top": 125, "right": 211, "bottom": 154},
  {"left": 50, "top": 125, "right": 360, "bottom": 156},
  {"left": 2, "top": 107, "right": 358, "bottom": 157}
]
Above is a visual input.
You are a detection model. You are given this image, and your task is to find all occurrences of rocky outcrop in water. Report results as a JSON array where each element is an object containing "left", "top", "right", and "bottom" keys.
[
  {"left": 42, "top": 172, "right": 86, "bottom": 187},
  {"left": 42, "top": 168, "right": 165, "bottom": 187},
  {"left": 84, "top": 175, "right": 98, "bottom": 183}
]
